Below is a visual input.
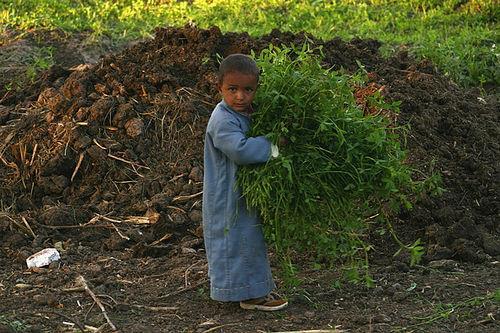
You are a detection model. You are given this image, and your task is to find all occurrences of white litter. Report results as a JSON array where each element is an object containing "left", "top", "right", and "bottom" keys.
[{"left": 26, "top": 248, "right": 61, "bottom": 268}]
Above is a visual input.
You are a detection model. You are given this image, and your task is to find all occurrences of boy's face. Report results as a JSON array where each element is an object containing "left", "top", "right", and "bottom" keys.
[{"left": 218, "top": 71, "right": 258, "bottom": 113}]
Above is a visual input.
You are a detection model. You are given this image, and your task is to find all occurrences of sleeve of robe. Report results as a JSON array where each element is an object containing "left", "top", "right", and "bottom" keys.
[{"left": 209, "top": 116, "right": 271, "bottom": 165}]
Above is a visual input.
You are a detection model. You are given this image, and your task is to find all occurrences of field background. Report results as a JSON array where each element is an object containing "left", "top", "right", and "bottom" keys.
[
  {"left": 0, "top": 1, "right": 499, "bottom": 333},
  {"left": 1, "top": 0, "right": 498, "bottom": 89}
]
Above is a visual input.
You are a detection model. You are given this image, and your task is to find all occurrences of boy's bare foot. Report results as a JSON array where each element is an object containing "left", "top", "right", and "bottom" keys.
[{"left": 239, "top": 292, "right": 288, "bottom": 311}]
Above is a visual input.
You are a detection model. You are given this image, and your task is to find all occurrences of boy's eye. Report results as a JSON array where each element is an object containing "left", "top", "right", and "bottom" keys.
[
  {"left": 245, "top": 87, "right": 254, "bottom": 92},
  {"left": 228, "top": 87, "right": 236, "bottom": 92}
]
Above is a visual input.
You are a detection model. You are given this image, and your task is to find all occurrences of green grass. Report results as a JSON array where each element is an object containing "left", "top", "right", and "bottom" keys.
[
  {"left": 1, "top": 0, "right": 498, "bottom": 88},
  {"left": 0, "top": 315, "right": 28, "bottom": 332},
  {"left": 400, "top": 289, "right": 500, "bottom": 330},
  {"left": 0, "top": 44, "right": 54, "bottom": 92}
]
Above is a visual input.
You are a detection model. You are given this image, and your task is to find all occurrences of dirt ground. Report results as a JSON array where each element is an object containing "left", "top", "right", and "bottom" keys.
[{"left": 0, "top": 26, "right": 498, "bottom": 332}]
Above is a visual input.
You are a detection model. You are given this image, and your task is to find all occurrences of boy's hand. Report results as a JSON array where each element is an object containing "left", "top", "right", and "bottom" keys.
[
  {"left": 271, "top": 143, "right": 279, "bottom": 158},
  {"left": 270, "top": 137, "right": 288, "bottom": 159}
]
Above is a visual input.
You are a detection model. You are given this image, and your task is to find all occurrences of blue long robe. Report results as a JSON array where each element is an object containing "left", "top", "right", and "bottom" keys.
[{"left": 202, "top": 100, "right": 275, "bottom": 301}]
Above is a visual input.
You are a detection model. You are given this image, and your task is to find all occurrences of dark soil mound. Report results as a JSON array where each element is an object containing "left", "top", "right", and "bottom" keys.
[{"left": 0, "top": 25, "right": 498, "bottom": 264}]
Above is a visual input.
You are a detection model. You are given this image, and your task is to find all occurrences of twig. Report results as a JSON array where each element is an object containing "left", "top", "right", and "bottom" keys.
[
  {"left": 190, "top": 199, "right": 201, "bottom": 211},
  {"left": 85, "top": 213, "right": 157, "bottom": 226},
  {"left": 82, "top": 215, "right": 101, "bottom": 226},
  {"left": 111, "top": 223, "right": 130, "bottom": 241},
  {"left": 71, "top": 152, "right": 85, "bottom": 182},
  {"left": 75, "top": 275, "right": 117, "bottom": 331},
  {"left": 149, "top": 232, "right": 173, "bottom": 246},
  {"left": 93, "top": 138, "right": 107, "bottom": 150},
  {"left": 107, "top": 153, "right": 150, "bottom": 169},
  {"left": 158, "top": 278, "right": 208, "bottom": 300},
  {"left": 169, "top": 173, "right": 186, "bottom": 182},
  {"left": 124, "top": 303, "right": 178, "bottom": 312},
  {"left": 97, "top": 294, "right": 118, "bottom": 305},
  {"left": 21, "top": 216, "right": 36, "bottom": 239},
  {"left": 126, "top": 163, "right": 144, "bottom": 178},
  {"left": 19, "top": 143, "right": 26, "bottom": 165},
  {"left": 3, "top": 214, "right": 30, "bottom": 236},
  {"left": 201, "top": 323, "right": 239, "bottom": 333},
  {"left": 184, "top": 260, "right": 203, "bottom": 287},
  {"left": 95, "top": 214, "right": 123, "bottom": 223},
  {"left": 36, "top": 223, "right": 114, "bottom": 230},
  {"left": 29, "top": 143, "right": 38, "bottom": 166},
  {"left": 172, "top": 191, "right": 203, "bottom": 204},
  {"left": 166, "top": 205, "right": 186, "bottom": 213},
  {"left": 84, "top": 302, "right": 96, "bottom": 323},
  {"left": 124, "top": 215, "right": 158, "bottom": 224},
  {"left": 0, "top": 154, "right": 18, "bottom": 170},
  {"left": 60, "top": 286, "right": 85, "bottom": 292},
  {"left": 39, "top": 310, "right": 85, "bottom": 332},
  {"left": 140, "top": 272, "right": 171, "bottom": 280}
]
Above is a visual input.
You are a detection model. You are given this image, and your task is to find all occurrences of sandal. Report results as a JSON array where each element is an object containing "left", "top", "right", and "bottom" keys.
[{"left": 240, "top": 292, "right": 288, "bottom": 311}]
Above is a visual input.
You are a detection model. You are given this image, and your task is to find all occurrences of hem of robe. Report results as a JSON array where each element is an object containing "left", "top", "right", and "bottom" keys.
[{"left": 210, "top": 278, "right": 276, "bottom": 302}]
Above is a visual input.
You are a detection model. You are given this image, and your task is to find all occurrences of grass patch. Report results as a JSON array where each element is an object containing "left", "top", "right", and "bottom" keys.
[
  {"left": 0, "top": 43, "right": 54, "bottom": 92},
  {"left": 0, "top": 315, "right": 28, "bottom": 332},
  {"left": 402, "top": 289, "right": 500, "bottom": 330},
  {"left": 1, "top": 0, "right": 498, "bottom": 88}
]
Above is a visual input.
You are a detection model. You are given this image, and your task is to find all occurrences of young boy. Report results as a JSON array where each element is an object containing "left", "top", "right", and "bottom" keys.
[{"left": 202, "top": 54, "right": 287, "bottom": 311}]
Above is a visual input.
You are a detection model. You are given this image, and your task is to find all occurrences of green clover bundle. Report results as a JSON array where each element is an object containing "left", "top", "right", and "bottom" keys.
[{"left": 238, "top": 45, "right": 414, "bottom": 275}]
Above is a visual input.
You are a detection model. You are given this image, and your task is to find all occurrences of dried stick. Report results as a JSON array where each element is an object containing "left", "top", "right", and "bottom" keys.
[
  {"left": 149, "top": 232, "right": 173, "bottom": 246},
  {"left": 124, "top": 304, "right": 178, "bottom": 312},
  {"left": 107, "top": 153, "right": 150, "bottom": 169},
  {"left": 168, "top": 173, "right": 186, "bottom": 182},
  {"left": 95, "top": 214, "right": 123, "bottom": 223},
  {"left": 201, "top": 323, "right": 239, "bottom": 333},
  {"left": 39, "top": 310, "right": 85, "bottom": 332},
  {"left": 0, "top": 154, "right": 18, "bottom": 170},
  {"left": 172, "top": 191, "right": 203, "bottom": 204},
  {"left": 3, "top": 214, "right": 30, "bottom": 237},
  {"left": 29, "top": 143, "right": 38, "bottom": 166},
  {"left": 184, "top": 259, "right": 204, "bottom": 287},
  {"left": 93, "top": 138, "right": 107, "bottom": 150},
  {"left": 123, "top": 215, "right": 157, "bottom": 224},
  {"left": 36, "top": 223, "right": 114, "bottom": 230},
  {"left": 19, "top": 143, "right": 26, "bottom": 165},
  {"left": 21, "top": 216, "right": 36, "bottom": 239},
  {"left": 166, "top": 205, "right": 186, "bottom": 213},
  {"left": 71, "top": 152, "right": 85, "bottom": 182},
  {"left": 110, "top": 223, "right": 130, "bottom": 240},
  {"left": 158, "top": 278, "right": 208, "bottom": 300},
  {"left": 75, "top": 275, "right": 117, "bottom": 332},
  {"left": 60, "top": 286, "right": 85, "bottom": 292}
]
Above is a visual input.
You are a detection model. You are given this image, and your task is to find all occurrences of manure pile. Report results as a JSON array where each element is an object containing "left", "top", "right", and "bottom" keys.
[{"left": 0, "top": 25, "right": 498, "bottom": 263}]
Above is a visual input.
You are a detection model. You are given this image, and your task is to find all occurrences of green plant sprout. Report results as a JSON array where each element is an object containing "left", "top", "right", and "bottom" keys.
[{"left": 25, "top": 46, "right": 54, "bottom": 82}]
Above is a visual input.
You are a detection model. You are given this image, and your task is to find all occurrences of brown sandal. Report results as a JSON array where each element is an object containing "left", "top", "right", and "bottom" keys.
[{"left": 240, "top": 292, "right": 288, "bottom": 311}]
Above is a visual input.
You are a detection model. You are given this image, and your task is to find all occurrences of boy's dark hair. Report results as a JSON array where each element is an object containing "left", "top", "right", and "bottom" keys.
[{"left": 218, "top": 54, "right": 260, "bottom": 84}]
